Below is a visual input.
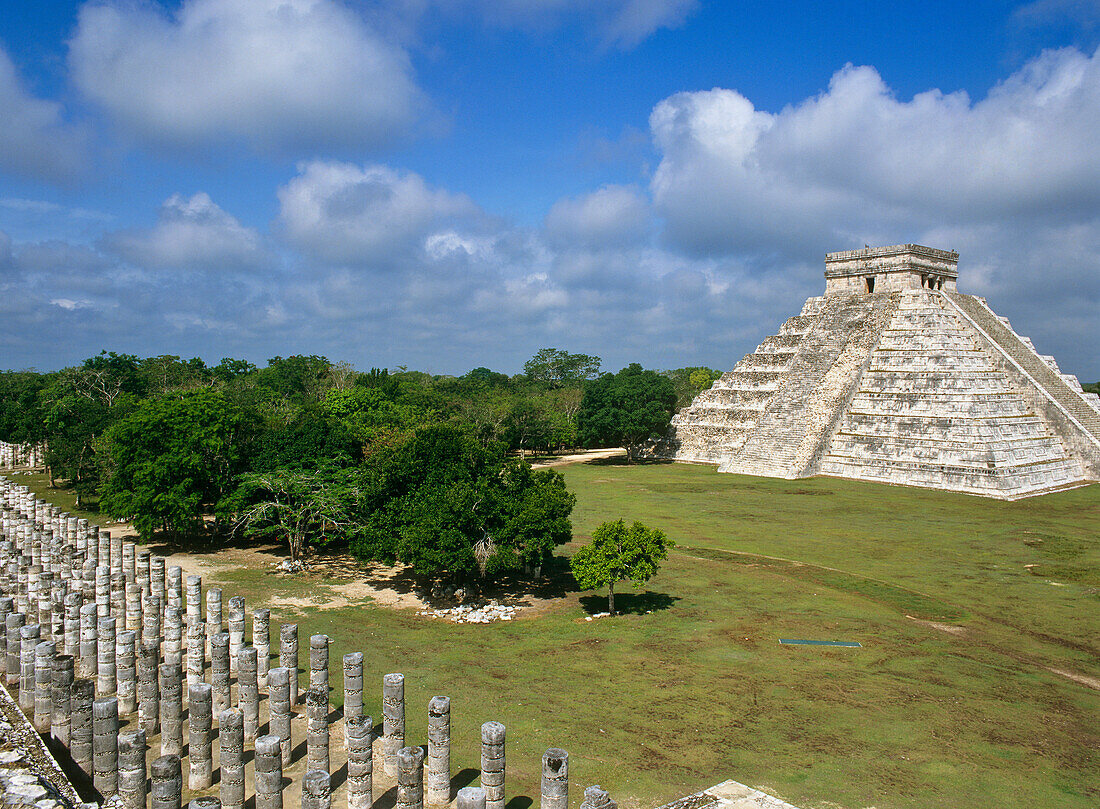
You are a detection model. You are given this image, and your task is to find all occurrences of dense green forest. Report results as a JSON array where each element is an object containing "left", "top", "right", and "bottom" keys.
[{"left": 0, "top": 350, "right": 719, "bottom": 587}]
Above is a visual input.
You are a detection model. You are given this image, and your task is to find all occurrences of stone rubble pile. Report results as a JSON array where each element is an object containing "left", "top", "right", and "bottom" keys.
[{"left": 416, "top": 603, "right": 517, "bottom": 624}]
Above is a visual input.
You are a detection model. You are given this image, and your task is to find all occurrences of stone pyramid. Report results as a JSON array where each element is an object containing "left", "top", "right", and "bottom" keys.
[{"left": 662, "top": 244, "right": 1100, "bottom": 499}]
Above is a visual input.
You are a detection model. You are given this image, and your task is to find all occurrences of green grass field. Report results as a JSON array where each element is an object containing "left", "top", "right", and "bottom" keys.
[{"left": 11, "top": 464, "right": 1100, "bottom": 808}]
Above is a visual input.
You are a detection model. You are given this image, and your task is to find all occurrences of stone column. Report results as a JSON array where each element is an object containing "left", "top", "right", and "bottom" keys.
[
  {"left": 238, "top": 645, "right": 259, "bottom": 741},
  {"left": 343, "top": 652, "right": 363, "bottom": 731},
  {"left": 253, "top": 608, "right": 270, "bottom": 688},
  {"left": 219, "top": 708, "right": 245, "bottom": 809},
  {"left": 159, "top": 660, "right": 183, "bottom": 756},
  {"left": 579, "top": 786, "right": 616, "bottom": 809},
  {"left": 267, "top": 666, "right": 293, "bottom": 768},
  {"left": 136, "top": 551, "right": 150, "bottom": 601},
  {"left": 309, "top": 634, "right": 328, "bottom": 697},
  {"left": 396, "top": 746, "right": 425, "bottom": 809},
  {"left": 206, "top": 588, "right": 222, "bottom": 658},
  {"left": 5, "top": 612, "right": 23, "bottom": 686},
  {"left": 227, "top": 597, "right": 245, "bottom": 673},
  {"left": 164, "top": 606, "right": 183, "bottom": 668},
  {"left": 111, "top": 572, "right": 126, "bottom": 620},
  {"left": 187, "top": 617, "right": 205, "bottom": 687},
  {"left": 151, "top": 556, "right": 166, "bottom": 607},
  {"left": 142, "top": 595, "right": 161, "bottom": 651},
  {"left": 118, "top": 729, "right": 148, "bottom": 809},
  {"left": 126, "top": 582, "right": 143, "bottom": 635},
  {"left": 187, "top": 682, "right": 213, "bottom": 790},
  {"left": 279, "top": 623, "right": 298, "bottom": 705},
  {"left": 122, "top": 543, "right": 135, "bottom": 586},
  {"left": 71, "top": 678, "right": 95, "bottom": 776},
  {"left": 51, "top": 653, "right": 74, "bottom": 745},
  {"left": 167, "top": 566, "right": 182, "bottom": 614},
  {"left": 92, "top": 696, "right": 120, "bottom": 797},
  {"left": 302, "top": 771, "right": 331, "bottom": 809},
  {"left": 0, "top": 597, "right": 11, "bottom": 665},
  {"left": 480, "top": 722, "right": 506, "bottom": 809},
  {"left": 255, "top": 735, "right": 283, "bottom": 809},
  {"left": 20, "top": 623, "right": 41, "bottom": 710},
  {"left": 151, "top": 754, "right": 182, "bottom": 809},
  {"left": 345, "top": 713, "right": 372, "bottom": 809},
  {"left": 458, "top": 787, "right": 487, "bottom": 809},
  {"left": 97, "top": 615, "right": 116, "bottom": 695},
  {"left": 64, "top": 591, "right": 81, "bottom": 658},
  {"left": 116, "top": 629, "right": 137, "bottom": 715},
  {"left": 111, "top": 535, "right": 123, "bottom": 580},
  {"left": 427, "top": 696, "right": 451, "bottom": 805},
  {"left": 138, "top": 641, "right": 160, "bottom": 734},
  {"left": 96, "top": 566, "right": 110, "bottom": 619},
  {"left": 186, "top": 575, "right": 202, "bottom": 629},
  {"left": 306, "top": 686, "right": 329, "bottom": 774},
  {"left": 540, "top": 749, "right": 569, "bottom": 809},
  {"left": 79, "top": 603, "right": 97, "bottom": 680},
  {"left": 33, "top": 640, "right": 55, "bottom": 732},
  {"left": 211, "top": 631, "right": 231, "bottom": 714},
  {"left": 382, "top": 673, "right": 405, "bottom": 777}
]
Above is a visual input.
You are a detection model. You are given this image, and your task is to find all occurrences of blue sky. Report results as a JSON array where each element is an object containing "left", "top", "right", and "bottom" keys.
[{"left": 2, "top": 0, "right": 1100, "bottom": 380}]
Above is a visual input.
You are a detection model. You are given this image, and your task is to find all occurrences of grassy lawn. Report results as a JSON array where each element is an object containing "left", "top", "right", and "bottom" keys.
[{"left": 8, "top": 464, "right": 1098, "bottom": 809}]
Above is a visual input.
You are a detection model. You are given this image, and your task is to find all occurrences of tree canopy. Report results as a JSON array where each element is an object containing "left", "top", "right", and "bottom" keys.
[
  {"left": 570, "top": 519, "right": 673, "bottom": 615},
  {"left": 577, "top": 363, "right": 678, "bottom": 460}
]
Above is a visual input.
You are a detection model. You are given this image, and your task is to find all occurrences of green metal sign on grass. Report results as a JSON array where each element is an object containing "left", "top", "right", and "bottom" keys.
[{"left": 779, "top": 639, "right": 862, "bottom": 647}]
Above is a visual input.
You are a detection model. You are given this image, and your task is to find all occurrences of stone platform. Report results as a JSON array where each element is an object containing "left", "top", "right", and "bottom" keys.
[{"left": 662, "top": 245, "right": 1100, "bottom": 499}]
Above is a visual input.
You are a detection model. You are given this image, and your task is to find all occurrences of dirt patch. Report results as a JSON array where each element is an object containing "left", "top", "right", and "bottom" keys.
[
  {"left": 906, "top": 615, "right": 968, "bottom": 635},
  {"left": 531, "top": 448, "right": 626, "bottom": 468}
]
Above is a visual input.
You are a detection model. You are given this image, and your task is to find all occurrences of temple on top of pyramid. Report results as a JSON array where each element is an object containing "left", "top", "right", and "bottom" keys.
[{"left": 660, "top": 244, "right": 1100, "bottom": 499}]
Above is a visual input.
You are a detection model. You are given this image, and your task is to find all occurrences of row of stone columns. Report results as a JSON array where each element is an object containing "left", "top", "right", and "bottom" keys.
[{"left": 0, "top": 475, "right": 593, "bottom": 809}]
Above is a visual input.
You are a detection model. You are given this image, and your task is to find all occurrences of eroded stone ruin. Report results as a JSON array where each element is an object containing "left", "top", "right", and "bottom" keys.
[{"left": 663, "top": 244, "right": 1100, "bottom": 499}]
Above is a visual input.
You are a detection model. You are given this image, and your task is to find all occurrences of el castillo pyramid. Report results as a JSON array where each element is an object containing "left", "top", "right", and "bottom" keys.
[{"left": 662, "top": 244, "right": 1100, "bottom": 499}]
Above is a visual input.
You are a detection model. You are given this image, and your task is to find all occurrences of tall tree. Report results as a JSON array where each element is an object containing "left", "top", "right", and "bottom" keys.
[
  {"left": 524, "top": 348, "right": 601, "bottom": 388},
  {"left": 570, "top": 519, "right": 673, "bottom": 615},
  {"left": 578, "top": 363, "right": 678, "bottom": 460}
]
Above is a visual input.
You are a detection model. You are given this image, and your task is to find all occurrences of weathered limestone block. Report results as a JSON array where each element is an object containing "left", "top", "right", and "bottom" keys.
[
  {"left": 159, "top": 660, "right": 183, "bottom": 756},
  {"left": 255, "top": 734, "right": 284, "bottom": 809},
  {"left": 345, "top": 713, "right": 372, "bottom": 809},
  {"left": 396, "top": 746, "right": 424, "bottom": 809},
  {"left": 116, "top": 629, "right": 137, "bottom": 715},
  {"left": 238, "top": 645, "right": 259, "bottom": 741},
  {"left": 118, "top": 729, "right": 148, "bottom": 809},
  {"left": 187, "top": 682, "right": 213, "bottom": 789},
  {"left": 267, "top": 666, "right": 293, "bottom": 767},
  {"left": 579, "top": 786, "right": 617, "bottom": 809},
  {"left": 427, "top": 696, "right": 451, "bottom": 805},
  {"left": 302, "top": 771, "right": 331, "bottom": 809},
  {"left": 254, "top": 608, "right": 270, "bottom": 687},
  {"left": 457, "top": 787, "right": 487, "bottom": 809},
  {"left": 70, "top": 679, "right": 95, "bottom": 776},
  {"left": 138, "top": 641, "right": 160, "bottom": 734},
  {"left": 151, "top": 754, "right": 182, "bottom": 809},
  {"left": 219, "top": 709, "right": 245, "bottom": 809},
  {"left": 279, "top": 624, "right": 298, "bottom": 705},
  {"left": 382, "top": 673, "right": 405, "bottom": 777},
  {"left": 92, "top": 696, "right": 120, "bottom": 796},
  {"left": 306, "top": 686, "right": 330, "bottom": 774},
  {"left": 211, "top": 631, "right": 231, "bottom": 714},
  {"left": 480, "top": 722, "right": 505, "bottom": 809},
  {"left": 51, "top": 653, "right": 74, "bottom": 745}
]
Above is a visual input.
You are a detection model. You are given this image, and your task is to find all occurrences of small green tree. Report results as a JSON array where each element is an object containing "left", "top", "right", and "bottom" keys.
[
  {"left": 570, "top": 519, "right": 673, "bottom": 615},
  {"left": 577, "top": 363, "right": 678, "bottom": 460}
]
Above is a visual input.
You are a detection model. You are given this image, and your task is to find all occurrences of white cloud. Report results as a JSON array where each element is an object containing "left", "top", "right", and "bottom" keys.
[
  {"left": 277, "top": 162, "right": 481, "bottom": 265},
  {"left": 102, "top": 192, "right": 267, "bottom": 271},
  {"left": 650, "top": 47, "right": 1100, "bottom": 257},
  {"left": 69, "top": 0, "right": 426, "bottom": 152},
  {"left": 544, "top": 185, "right": 651, "bottom": 248},
  {"left": 0, "top": 47, "right": 86, "bottom": 183}
]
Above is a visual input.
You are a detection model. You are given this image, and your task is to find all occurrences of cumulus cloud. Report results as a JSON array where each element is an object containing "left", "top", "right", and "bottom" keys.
[
  {"left": 651, "top": 47, "right": 1100, "bottom": 257},
  {"left": 101, "top": 193, "right": 267, "bottom": 271},
  {"left": 69, "top": 0, "right": 426, "bottom": 152},
  {"left": 277, "top": 162, "right": 481, "bottom": 265},
  {"left": 544, "top": 185, "right": 651, "bottom": 248},
  {"left": 0, "top": 47, "right": 86, "bottom": 183}
]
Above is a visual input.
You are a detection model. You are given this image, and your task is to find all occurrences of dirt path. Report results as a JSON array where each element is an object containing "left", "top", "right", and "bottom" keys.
[{"left": 530, "top": 448, "right": 626, "bottom": 468}]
